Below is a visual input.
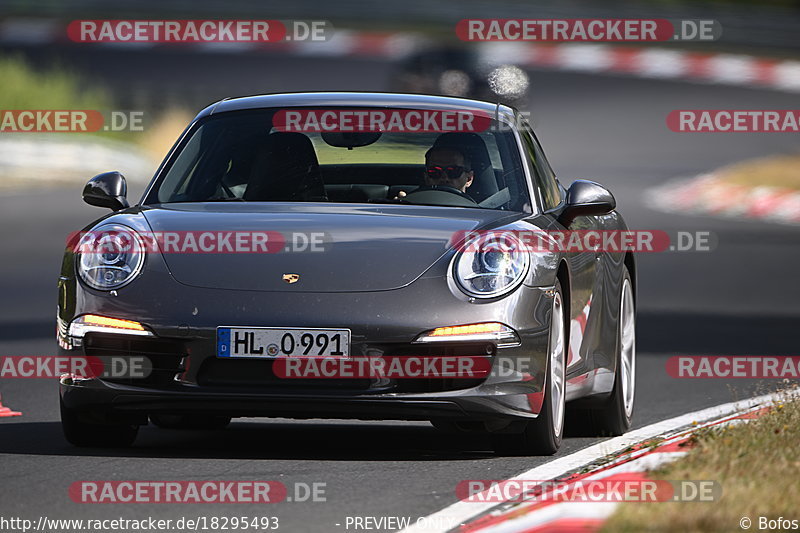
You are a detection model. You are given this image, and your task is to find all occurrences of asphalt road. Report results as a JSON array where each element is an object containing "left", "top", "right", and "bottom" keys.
[{"left": 0, "top": 48, "right": 799, "bottom": 533}]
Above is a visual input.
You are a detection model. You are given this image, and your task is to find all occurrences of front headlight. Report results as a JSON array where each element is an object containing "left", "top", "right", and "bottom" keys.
[
  {"left": 76, "top": 224, "right": 145, "bottom": 290},
  {"left": 454, "top": 231, "right": 529, "bottom": 298}
]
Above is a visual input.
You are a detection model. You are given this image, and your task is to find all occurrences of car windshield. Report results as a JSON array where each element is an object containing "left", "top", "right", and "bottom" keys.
[{"left": 149, "top": 107, "right": 531, "bottom": 211}]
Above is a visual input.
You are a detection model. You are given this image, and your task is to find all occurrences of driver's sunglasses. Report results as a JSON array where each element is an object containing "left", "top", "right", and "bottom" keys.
[{"left": 425, "top": 165, "right": 467, "bottom": 180}]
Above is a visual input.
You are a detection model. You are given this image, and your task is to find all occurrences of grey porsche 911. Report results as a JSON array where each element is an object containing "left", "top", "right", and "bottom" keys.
[{"left": 57, "top": 92, "right": 636, "bottom": 455}]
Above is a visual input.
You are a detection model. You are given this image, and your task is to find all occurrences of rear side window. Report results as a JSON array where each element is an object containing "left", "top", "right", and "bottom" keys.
[{"left": 520, "top": 124, "right": 561, "bottom": 210}]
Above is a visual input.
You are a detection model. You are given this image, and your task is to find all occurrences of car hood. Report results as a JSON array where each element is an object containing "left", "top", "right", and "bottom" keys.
[{"left": 142, "top": 203, "right": 526, "bottom": 292}]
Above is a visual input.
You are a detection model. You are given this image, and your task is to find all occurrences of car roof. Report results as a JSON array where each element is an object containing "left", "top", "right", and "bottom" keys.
[{"left": 196, "top": 92, "right": 516, "bottom": 120}]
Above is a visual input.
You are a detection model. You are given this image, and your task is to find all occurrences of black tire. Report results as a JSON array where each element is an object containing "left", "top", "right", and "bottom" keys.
[
  {"left": 568, "top": 269, "right": 635, "bottom": 437},
  {"left": 491, "top": 279, "right": 566, "bottom": 456},
  {"left": 150, "top": 414, "right": 231, "bottom": 430},
  {"left": 430, "top": 419, "right": 461, "bottom": 433},
  {"left": 60, "top": 398, "right": 138, "bottom": 448},
  {"left": 430, "top": 419, "right": 487, "bottom": 433}
]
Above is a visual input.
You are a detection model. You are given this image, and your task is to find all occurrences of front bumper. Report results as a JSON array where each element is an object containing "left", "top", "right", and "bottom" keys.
[
  {"left": 61, "top": 381, "right": 543, "bottom": 422},
  {"left": 59, "top": 273, "right": 555, "bottom": 421}
]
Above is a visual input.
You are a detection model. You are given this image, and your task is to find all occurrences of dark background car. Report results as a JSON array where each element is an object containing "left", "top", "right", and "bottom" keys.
[{"left": 391, "top": 45, "right": 531, "bottom": 107}]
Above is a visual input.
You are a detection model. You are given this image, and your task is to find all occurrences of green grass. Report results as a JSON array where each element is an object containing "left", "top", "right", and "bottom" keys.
[
  {"left": 0, "top": 54, "right": 151, "bottom": 144},
  {"left": 0, "top": 54, "right": 110, "bottom": 111},
  {"left": 0, "top": 54, "right": 196, "bottom": 159}
]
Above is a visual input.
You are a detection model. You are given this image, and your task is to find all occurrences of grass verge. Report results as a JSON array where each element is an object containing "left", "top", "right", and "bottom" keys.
[
  {"left": 0, "top": 54, "right": 110, "bottom": 111},
  {"left": 602, "top": 388, "right": 800, "bottom": 532},
  {"left": 135, "top": 108, "right": 194, "bottom": 162},
  {"left": 714, "top": 153, "right": 800, "bottom": 191},
  {"left": 0, "top": 54, "right": 194, "bottom": 167}
]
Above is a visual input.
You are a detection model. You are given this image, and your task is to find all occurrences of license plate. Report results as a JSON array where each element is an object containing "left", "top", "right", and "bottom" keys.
[{"left": 217, "top": 327, "right": 350, "bottom": 359}]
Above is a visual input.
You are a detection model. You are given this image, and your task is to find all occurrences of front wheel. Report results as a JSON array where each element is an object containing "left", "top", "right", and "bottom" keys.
[
  {"left": 150, "top": 414, "right": 231, "bottom": 430},
  {"left": 569, "top": 270, "right": 635, "bottom": 436},
  {"left": 60, "top": 398, "right": 138, "bottom": 448},
  {"left": 491, "top": 280, "right": 566, "bottom": 456}
]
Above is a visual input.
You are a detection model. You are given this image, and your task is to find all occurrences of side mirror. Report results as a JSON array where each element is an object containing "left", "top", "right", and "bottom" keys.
[
  {"left": 558, "top": 179, "right": 616, "bottom": 226},
  {"left": 82, "top": 171, "right": 129, "bottom": 211}
]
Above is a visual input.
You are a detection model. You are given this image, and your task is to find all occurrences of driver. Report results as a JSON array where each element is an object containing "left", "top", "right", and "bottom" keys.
[
  {"left": 395, "top": 146, "right": 474, "bottom": 199},
  {"left": 423, "top": 146, "right": 474, "bottom": 192}
]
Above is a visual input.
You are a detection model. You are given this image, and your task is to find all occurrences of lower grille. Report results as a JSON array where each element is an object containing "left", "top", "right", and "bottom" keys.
[
  {"left": 195, "top": 342, "right": 493, "bottom": 393},
  {"left": 82, "top": 334, "right": 185, "bottom": 386}
]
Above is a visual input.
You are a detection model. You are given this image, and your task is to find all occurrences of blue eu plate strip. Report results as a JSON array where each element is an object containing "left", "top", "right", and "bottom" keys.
[{"left": 217, "top": 328, "right": 231, "bottom": 357}]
